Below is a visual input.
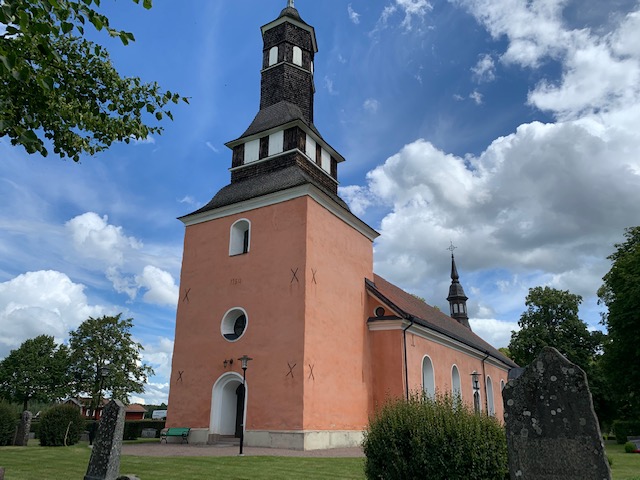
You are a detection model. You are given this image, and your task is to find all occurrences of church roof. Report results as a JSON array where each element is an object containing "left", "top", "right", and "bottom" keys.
[
  {"left": 182, "top": 164, "right": 350, "bottom": 218},
  {"left": 366, "top": 274, "right": 517, "bottom": 368},
  {"left": 233, "top": 101, "right": 323, "bottom": 142}
]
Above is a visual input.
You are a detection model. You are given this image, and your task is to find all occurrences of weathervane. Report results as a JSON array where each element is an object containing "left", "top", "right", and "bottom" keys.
[{"left": 447, "top": 241, "right": 457, "bottom": 255}]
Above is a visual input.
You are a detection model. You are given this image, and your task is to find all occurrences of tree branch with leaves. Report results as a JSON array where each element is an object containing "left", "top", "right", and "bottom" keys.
[{"left": 0, "top": 0, "right": 188, "bottom": 160}]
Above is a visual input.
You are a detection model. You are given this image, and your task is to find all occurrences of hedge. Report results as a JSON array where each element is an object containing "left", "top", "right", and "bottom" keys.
[
  {"left": 123, "top": 420, "right": 166, "bottom": 440},
  {"left": 0, "top": 403, "right": 18, "bottom": 446},
  {"left": 613, "top": 419, "right": 640, "bottom": 444},
  {"left": 39, "top": 404, "right": 85, "bottom": 446},
  {"left": 363, "top": 393, "right": 507, "bottom": 480}
]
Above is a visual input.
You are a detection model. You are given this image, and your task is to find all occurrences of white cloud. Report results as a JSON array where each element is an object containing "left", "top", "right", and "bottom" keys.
[
  {"left": 324, "top": 76, "right": 337, "bottom": 95},
  {"left": 129, "top": 134, "right": 156, "bottom": 145},
  {"left": 469, "top": 318, "right": 518, "bottom": 349},
  {"left": 375, "top": 0, "right": 433, "bottom": 32},
  {"left": 0, "top": 271, "right": 106, "bottom": 358},
  {"left": 472, "top": 53, "right": 496, "bottom": 82},
  {"left": 348, "top": 4, "right": 361, "bottom": 24},
  {"left": 205, "top": 141, "right": 219, "bottom": 153},
  {"left": 66, "top": 212, "right": 142, "bottom": 267},
  {"left": 364, "top": 98, "right": 380, "bottom": 113},
  {"left": 136, "top": 265, "right": 179, "bottom": 307},
  {"left": 178, "top": 195, "right": 197, "bottom": 205},
  {"left": 469, "top": 90, "right": 484, "bottom": 104}
]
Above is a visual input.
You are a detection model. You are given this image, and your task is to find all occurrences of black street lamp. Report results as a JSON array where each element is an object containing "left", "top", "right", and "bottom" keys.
[
  {"left": 238, "top": 355, "right": 253, "bottom": 456},
  {"left": 89, "top": 364, "right": 110, "bottom": 445},
  {"left": 471, "top": 371, "right": 480, "bottom": 414}
]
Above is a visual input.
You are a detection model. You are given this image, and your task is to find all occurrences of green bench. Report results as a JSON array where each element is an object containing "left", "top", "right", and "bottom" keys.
[{"left": 160, "top": 427, "right": 190, "bottom": 443}]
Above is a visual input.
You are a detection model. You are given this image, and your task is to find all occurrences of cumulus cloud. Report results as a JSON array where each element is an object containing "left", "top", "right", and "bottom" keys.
[
  {"left": 469, "top": 318, "right": 519, "bottom": 348},
  {"left": 0, "top": 271, "right": 106, "bottom": 358},
  {"left": 469, "top": 90, "right": 484, "bottom": 104},
  {"left": 66, "top": 212, "right": 179, "bottom": 306},
  {"left": 342, "top": 1, "right": 640, "bottom": 336}
]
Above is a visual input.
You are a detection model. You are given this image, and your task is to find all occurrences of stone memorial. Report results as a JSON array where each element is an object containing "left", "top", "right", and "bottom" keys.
[
  {"left": 140, "top": 428, "right": 157, "bottom": 438},
  {"left": 14, "top": 410, "right": 32, "bottom": 446},
  {"left": 503, "top": 347, "right": 611, "bottom": 480},
  {"left": 84, "top": 399, "right": 126, "bottom": 480}
]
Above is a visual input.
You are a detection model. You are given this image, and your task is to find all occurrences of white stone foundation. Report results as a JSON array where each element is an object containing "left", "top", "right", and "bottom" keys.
[{"left": 245, "top": 430, "right": 364, "bottom": 450}]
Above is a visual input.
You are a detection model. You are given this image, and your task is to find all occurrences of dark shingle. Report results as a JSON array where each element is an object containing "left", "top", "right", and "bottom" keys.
[
  {"left": 367, "top": 274, "right": 517, "bottom": 368},
  {"left": 235, "top": 101, "right": 323, "bottom": 141}
]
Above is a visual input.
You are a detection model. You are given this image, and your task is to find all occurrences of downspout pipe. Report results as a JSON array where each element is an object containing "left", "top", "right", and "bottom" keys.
[
  {"left": 481, "top": 353, "right": 490, "bottom": 413},
  {"left": 403, "top": 318, "right": 415, "bottom": 400}
]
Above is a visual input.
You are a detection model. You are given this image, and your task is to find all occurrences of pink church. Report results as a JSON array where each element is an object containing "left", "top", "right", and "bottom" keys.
[{"left": 166, "top": 2, "right": 515, "bottom": 449}]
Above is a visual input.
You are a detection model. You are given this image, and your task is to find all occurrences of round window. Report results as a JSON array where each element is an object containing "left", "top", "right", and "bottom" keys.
[{"left": 221, "top": 308, "right": 248, "bottom": 341}]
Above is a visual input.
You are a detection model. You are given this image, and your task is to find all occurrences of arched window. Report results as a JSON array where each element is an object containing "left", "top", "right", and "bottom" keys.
[
  {"left": 221, "top": 307, "right": 248, "bottom": 341},
  {"left": 229, "top": 219, "right": 250, "bottom": 256},
  {"left": 269, "top": 46, "right": 278, "bottom": 66},
  {"left": 486, "top": 376, "right": 495, "bottom": 416},
  {"left": 451, "top": 365, "right": 462, "bottom": 400},
  {"left": 422, "top": 356, "right": 435, "bottom": 398},
  {"left": 293, "top": 46, "right": 302, "bottom": 66}
]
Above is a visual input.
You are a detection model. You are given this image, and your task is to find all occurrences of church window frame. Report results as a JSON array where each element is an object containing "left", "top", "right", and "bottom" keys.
[
  {"left": 229, "top": 219, "right": 251, "bottom": 256},
  {"left": 269, "top": 46, "right": 278, "bottom": 66},
  {"left": 486, "top": 376, "right": 495, "bottom": 416},
  {"left": 221, "top": 307, "right": 248, "bottom": 342},
  {"left": 422, "top": 355, "right": 436, "bottom": 398},
  {"left": 293, "top": 46, "right": 303, "bottom": 67},
  {"left": 451, "top": 364, "right": 462, "bottom": 400}
]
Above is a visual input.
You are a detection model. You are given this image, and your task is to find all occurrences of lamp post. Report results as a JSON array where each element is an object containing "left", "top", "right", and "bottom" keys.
[
  {"left": 238, "top": 355, "right": 253, "bottom": 456},
  {"left": 471, "top": 371, "right": 480, "bottom": 414},
  {"left": 89, "top": 364, "right": 110, "bottom": 446}
]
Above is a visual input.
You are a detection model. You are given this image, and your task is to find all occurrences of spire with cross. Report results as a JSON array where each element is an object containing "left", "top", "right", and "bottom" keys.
[{"left": 446, "top": 242, "right": 470, "bottom": 329}]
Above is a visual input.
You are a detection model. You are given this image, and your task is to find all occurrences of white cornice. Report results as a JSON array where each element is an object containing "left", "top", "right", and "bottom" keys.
[
  {"left": 368, "top": 318, "right": 511, "bottom": 372},
  {"left": 181, "top": 183, "right": 379, "bottom": 241}
]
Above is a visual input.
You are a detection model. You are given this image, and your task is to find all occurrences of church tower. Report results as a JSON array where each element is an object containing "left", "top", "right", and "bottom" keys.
[
  {"left": 447, "top": 251, "right": 470, "bottom": 328},
  {"left": 166, "top": 2, "right": 378, "bottom": 450}
]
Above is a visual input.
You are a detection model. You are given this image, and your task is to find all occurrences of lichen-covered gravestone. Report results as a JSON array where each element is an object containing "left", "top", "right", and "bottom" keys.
[
  {"left": 14, "top": 411, "right": 32, "bottom": 446},
  {"left": 84, "top": 399, "right": 126, "bottom": 480},
  {"left": 503, "top": 347, "right": 611, "bottom": 480}
]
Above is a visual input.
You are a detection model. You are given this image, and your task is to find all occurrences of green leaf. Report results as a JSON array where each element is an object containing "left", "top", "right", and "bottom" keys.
[
  {"left": 143, "top": 0, "right": 153, "bottom": 9},
  {"left": 62, "top": 22, "right": 74, "bottom": 34},
  {"left": 155, "top": 111, "right": 162, "bottom": 120}
]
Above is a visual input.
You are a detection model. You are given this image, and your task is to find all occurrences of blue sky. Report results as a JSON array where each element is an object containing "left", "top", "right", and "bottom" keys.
[{"left": 1, "top": 0, "right": 639, "bottom": 404}]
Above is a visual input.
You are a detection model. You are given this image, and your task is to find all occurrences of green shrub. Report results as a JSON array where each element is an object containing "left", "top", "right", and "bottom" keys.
[
  {"left": 39, "top": 404, "right": 85, "bottom": 446},
  {"left": 625, "top": 441, "right": 638, "bottom": 453},
  {"left": 613, "top": 419, "right": 640, "bottom": 444},
  {"left": 363, "top": 393, "right": 507, "bottom": 480},
  {"left": 0, "top": 402, "right": 18, "bottom": 446}
]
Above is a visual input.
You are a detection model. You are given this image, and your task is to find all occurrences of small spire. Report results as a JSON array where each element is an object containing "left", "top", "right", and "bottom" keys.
[
  {"left": 447, "top": 242, "right": 459, "bottom": 281},
  {"left": 288, "top": 0, "right": 295, "bottom": 8}
]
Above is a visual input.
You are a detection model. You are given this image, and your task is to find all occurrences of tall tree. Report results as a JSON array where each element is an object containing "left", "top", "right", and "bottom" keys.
[
  {"left": 0, "top": 0, "right": 187, "bottom": 161},
  {"left": 0, "top": 335, "right": 70, "bottom": 411},
  {"left": 509, "top": 286, "right": 611, "bottom": 424},
  {"left": 68, "top": 314, "right": 153, "bottom": 410},
  {"left": 509, "top": 286, "right": 599, "bottom": 368},
  {"left": 598, "top": 226, "right": 640, "bottom": 418}
]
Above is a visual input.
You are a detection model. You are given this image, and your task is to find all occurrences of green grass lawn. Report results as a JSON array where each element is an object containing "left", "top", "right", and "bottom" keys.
[{"left": 0, "top": 440, "right": 637, "bottom": 480}]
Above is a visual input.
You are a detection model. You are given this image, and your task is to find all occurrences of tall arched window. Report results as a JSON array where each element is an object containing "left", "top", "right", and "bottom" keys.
[
  {"left": 422, "top": 356, "right": 435, "bottom": 398},
  {"left": 486, "top": 376, "right": 495, "bottom": 416},
  {"left": 451, "top": 365, "right": 461, "bottom": 400},
  {"left": 229, "top": 219, "right": 250, "bottom": 256},
  {"left": 293, "top": 46, "right": 302, "bottom": 66},
  {"left": 269, "top": 46, "right": 278, "bottom": 66}
]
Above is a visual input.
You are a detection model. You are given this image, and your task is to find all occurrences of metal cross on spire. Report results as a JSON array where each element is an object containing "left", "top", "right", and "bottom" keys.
[{"left": 447, "top": 241, "right": 457, "bottom": 255}]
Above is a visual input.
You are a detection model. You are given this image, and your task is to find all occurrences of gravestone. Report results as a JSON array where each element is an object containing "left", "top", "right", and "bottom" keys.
[
  {"left": 84, "top": 399, "right": 126, "bottom": 480},
  {"left": 503, "top": 347, "right": 611, "bottom": 480},
  {"left": 140, "top": 428, "right": 157, "bottom": 438},
  {"left": 0, "top": 466, "right": 4, "bottom": 480},
  {"left": 14, "top": 411, "right": 32, "bottom": 446}
]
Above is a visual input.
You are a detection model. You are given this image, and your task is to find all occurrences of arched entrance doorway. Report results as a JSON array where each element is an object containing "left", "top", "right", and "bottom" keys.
[{"left": 210, "top": 372, "right": 246, "bottom": 438}]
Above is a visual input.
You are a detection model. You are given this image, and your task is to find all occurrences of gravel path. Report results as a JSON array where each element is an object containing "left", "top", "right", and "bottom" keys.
[{"left": 122, "top": 443, "right": 365, "bottom": 458}]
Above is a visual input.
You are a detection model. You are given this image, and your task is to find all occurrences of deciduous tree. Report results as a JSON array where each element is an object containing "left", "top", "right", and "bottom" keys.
[
  {"left": 0, "top": 335, "right": 70, "bottom": 411},
  {"left": 68, "top": 313, "right": 153, "bottom": 411},
  {"left": 0, "top": 0, "right": 187, "bottom": 161},
  {"left": 598, "top": 226, "right": 640, "bottom": 418}
]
